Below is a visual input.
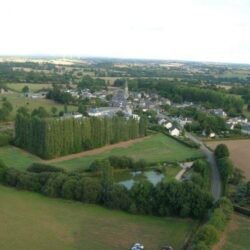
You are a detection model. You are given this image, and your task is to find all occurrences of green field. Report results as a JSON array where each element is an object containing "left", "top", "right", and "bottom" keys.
[
  {"left": 7, "top": 83, "right": 52, "bottom": 92},
  {"left": 0, "top": 92, "right": 77, "bottom": 119},
  {"left": 53, "top": 134, "right": 203, "bottom": 170},
  {"left": 0, "top": 134, "right": 203, "bottom": 171},
  {"left": 0, "top": 185, "right": 196, "bottom": 250},
  {"left": 221, "top": 213, "right": 250, "bottom": 250},
  {"left": 0, "top": 146, "right": 41, "bottom": 170}
]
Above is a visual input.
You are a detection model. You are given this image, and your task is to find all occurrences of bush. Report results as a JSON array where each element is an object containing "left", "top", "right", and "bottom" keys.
[
  {"left": 81, "top": 178, "right": 102, "bottom": 204},
  {"left": 215, "top": 144, "right": 229, "bottom": 159},
  {"left": 61, "top": 177, "right": 78, "bottom": 200},
  {"left": 191, "top": 197, "right": 233, "bottom": 250},
  {"left": 89, "top": 160, "right": 103, "bottom": 172},
  {"left": 27, "top": 163, "right": 64, "bottom": 173},
  {"left": 0, "top": 132, "right": 12, "bottom": 147},
  {"left": 103, "top": 184, "right": 132, "bottom": 211},
  {"left": 108, "top": 155, "right": 134, "bottom": 169},
  {"left": 191, "top": 241, "right": 210, "bottom": 250},
  {"left": 0, "top": 159, "right": 7, "bottom": 181},
  {"left": 193, "top": 225, "right": 219, "bottom": 246}
]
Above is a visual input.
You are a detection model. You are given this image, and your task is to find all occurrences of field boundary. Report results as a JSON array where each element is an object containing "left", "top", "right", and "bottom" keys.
[{"left": 44, "top": 136, "right": 151, "bottom": 164}]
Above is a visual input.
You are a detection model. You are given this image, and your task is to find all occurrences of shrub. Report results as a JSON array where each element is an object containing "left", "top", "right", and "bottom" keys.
[
  {"left": 0, "top": 159, "right": 7, "bottom": 181},
  {"left": 193, "top": 225, "right": 219, "bottom": 246},
  {"left": 89, "top": 160, "right": 103, "bottom": 172},
  {"left": 27, "top": 163, "right": 64, "bottom": 173},
  {"left": 61, "top": 177, "right": 78, "bottom": 200},
  {"left": 0, "top": 132, "right": 12, "bottom": 147},
  {"left": 108, "top": 155, "right": 134, "bottom": 169},
  {"left": 215, "top": 144, "right": 229, "bottom": 159},
  {"left": 191, "top": 241, "right": 210, "bottom": 250}
]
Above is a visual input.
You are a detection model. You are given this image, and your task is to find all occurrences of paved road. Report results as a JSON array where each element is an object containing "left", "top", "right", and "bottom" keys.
[{"left": 186, "top": 133, "right": 221, "bottom": 201}]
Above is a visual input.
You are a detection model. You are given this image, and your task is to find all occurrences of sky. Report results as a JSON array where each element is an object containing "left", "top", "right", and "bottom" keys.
[{"left": 0, "top": 0, "right": 250, "bottom": 63}]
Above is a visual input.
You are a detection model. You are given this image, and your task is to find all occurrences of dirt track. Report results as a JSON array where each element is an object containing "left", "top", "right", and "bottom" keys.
[
  {"left": 207, "top": 139, "right": 250, "bottom": 180},
  {"left": 44, "top": 136, "right": 150, "bottom": 164}
]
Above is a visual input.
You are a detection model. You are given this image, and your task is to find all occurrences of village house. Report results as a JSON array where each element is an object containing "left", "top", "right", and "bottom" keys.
[
  {"left": 169, "top": 127, "right": 180, "bottom": 137},
  {"left": 226, "top": 117, "right": 248, "bottom": 130},
  {"left": 170, "top": 116, "right": 193, "bottom": 128},
  {"left": 210, "top": 108, "right": 227, "bottom": 118},
  {"left": 173, "top": 102, "right": 193, "bottom": 109},
  {"left": 88, "top": 107, "right": 121, "bottom": 117},
  {"left": 241, "top": 123, "right": 250, "bottom": 135},
  {"left": 63, "top": 112, "right": 83, "bottom": 119},
  {"left": 164, "top": 122, "right": 173, "bottom": 129},
  {"left": 30, "top": 91, "right": 47, "bottom": 99}
]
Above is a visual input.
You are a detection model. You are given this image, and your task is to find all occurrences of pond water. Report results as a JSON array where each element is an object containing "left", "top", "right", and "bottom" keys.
[{"left": 115, "top": 170, "right": 165, "bottom": 189}]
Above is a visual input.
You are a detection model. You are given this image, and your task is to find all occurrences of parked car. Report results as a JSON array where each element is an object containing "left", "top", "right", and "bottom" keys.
[{"left": 131, "top": 242, "right": 144, "bottom": 250}]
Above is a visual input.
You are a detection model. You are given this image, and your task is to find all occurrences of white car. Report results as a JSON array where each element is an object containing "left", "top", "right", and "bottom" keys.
[{"left": 131, "top": 243, "right": 144, "bottom": 250}]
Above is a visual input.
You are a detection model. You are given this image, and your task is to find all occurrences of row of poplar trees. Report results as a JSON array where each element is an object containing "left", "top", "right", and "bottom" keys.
[{"left": 15, "top": 114, "right": 147, "bottom": 159}]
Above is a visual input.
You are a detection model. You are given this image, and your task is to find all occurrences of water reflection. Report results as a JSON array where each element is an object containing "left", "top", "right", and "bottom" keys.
[{"left": 117, "top": 170, "right": 164, "bottom": 189}]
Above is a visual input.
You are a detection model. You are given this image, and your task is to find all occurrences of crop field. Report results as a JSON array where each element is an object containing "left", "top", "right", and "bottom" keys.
[
  {"left": 0, "top": 92, "right": 77, "bottom": 120},
  {"left": 7, "top": 83, "right": 52, "bottom": 92},
  {"left": 0, "top": 185, "right": 196, "bottom": 250},
  {"left": 206, "top": 139, "right": 250, "bottom": 180},
  {"left": 214, "top": 213, "right": 250, "bottom": 250},
  {"left": 52, "top": 133, "right": 203, "bottom": 170}
]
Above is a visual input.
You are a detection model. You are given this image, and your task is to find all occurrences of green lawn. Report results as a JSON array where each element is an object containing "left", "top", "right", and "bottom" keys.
[
  {"left": 0, "top": 134, "right": 203, "bottom": 171},
  {"left": 54, "top": 134, "right": 203, "bottom": 170},
  {"left": 222, "top": 213, "right": 250, "bottom": 250},
  {"left": 0, "top": 146, "right": 41, "bottom": 170},
  {"left": 0, "top": 185, "right": 196, "bottom": 250},
  {"left": 0, "top": 92, "right": 77, "bottom": 120},
  {"left": 7, "top": 83, "right": 53, "bottom": 92}
]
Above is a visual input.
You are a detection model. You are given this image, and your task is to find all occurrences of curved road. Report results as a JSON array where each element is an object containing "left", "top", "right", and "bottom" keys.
[{"left": 186, "top": 133, "right": 221, "bottom": 201}]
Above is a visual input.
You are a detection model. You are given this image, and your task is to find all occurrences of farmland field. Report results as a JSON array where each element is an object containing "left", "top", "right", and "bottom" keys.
[
  {"left": 0, "top": 134, "right": 203, "bottom": 171},
  {"left": 214, "top": 213, "right": 250, "bottom": 250},
  {"left": 52, "top": 133, "right": 203, "bottom": 170},
  {"left": 0, "top": 92, "right": 77, "bottom": 119},
  {"left": 7, "top": 83, "right": 52, "bottom": 92},
  {"left": 0, "top": 185, "right": 196, "bottom": 250},
  {"left": 206, "top": 139, "right": 250, "bottom": 180}
]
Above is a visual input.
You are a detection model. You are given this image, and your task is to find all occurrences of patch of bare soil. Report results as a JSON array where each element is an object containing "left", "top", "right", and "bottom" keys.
[{"left": 207, "top": 139, "right": 250, "bottom": 180}]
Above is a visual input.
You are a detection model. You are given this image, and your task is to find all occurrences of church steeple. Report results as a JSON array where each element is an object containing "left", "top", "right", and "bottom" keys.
[{"left": 124, "top": 81, "right": 129, "bottom": 99}]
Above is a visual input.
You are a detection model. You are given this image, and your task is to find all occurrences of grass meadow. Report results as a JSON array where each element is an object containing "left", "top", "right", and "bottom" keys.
[
  {"left": 53, "top": 134, "right": 203, "bottom": 170},
  {"left": 0, "top": 185, "right": 196, "bottom": 250},
  {"left": 0, "top": 134, "right": 203, "bottom": 171},
  {"left": 0, "top": 92, "right": 77, "bottom": 120},
  {"left": 7, "top": 83, "right": 52, "bottom": 92},
  {"left": 221, "top": 213, "right": 250, "bottom": 250}
]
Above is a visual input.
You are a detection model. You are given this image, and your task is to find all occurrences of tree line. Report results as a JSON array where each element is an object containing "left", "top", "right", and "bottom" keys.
[
  {"left": 0, "top": 160, "right": 212, "bottom": 219},
  {"left": 15, "top": 113, "right": 147, "bottom": 159},
  {"left": 128, "top": 78, "right": 244, "bottom": 114}
]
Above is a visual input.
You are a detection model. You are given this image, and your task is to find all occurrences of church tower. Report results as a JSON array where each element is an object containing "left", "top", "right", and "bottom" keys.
[{"left": 124, "top": 81, "right": 129, "bottom": 99}]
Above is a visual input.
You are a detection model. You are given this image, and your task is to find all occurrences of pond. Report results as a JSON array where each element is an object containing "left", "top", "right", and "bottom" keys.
[{"left": 115, "top": 170, "right": 165, "bottom": 189}]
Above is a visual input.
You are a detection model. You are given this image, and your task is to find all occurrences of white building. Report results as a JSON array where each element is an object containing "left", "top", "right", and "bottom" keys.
[
  {"left": 164, "top": 122, "right": 173, "bottom": 129},
  {"left": 226, "top": 117, "right": 248, "bottom": 130},
  {"left": 210, "top": 109, "right": 227, "bottom": 118},
  {"left": 242, "top": 123, "right": 250, "bottom": 135},
  {"left": 63, "top": 112, "right": 83, "bottom": 119},
  {"left": 88, "top": 107, "right": 121, "bottom": 117},
  {"left": 170, "top": 128, "right": 180, "bottom": 137}
]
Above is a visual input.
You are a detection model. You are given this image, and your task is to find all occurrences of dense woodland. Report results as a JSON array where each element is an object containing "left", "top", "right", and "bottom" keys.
[{"left": 15, "top": 114, "right": 147, "bottom": 159}]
